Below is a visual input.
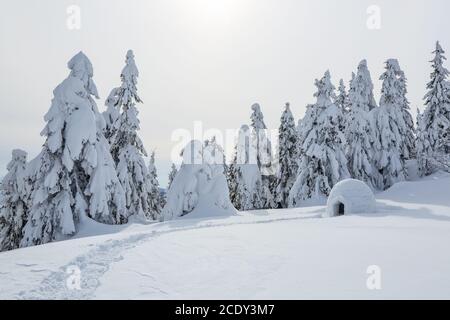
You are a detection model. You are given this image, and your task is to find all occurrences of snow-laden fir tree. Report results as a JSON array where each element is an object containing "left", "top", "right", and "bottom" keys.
[
  {"left": 167, "top": 163, "right": 178, "bottom": 191},
  {"left": 227, "top": 149, "right": 239, "bottom": 209},
  {"left": 21, "top": 52, "right": 126, "bottom": 247},
  {"left": 345, "top": 60, "right": 381, "bottom": 189},
  {"left": 354, "top": 60, "right": 377, "bottom": 111},
  {"left": 250, "top": 103, "right": 276, "bottom": 209},
  {"left": 288, "top": 71, "right": 350, "bottom": 207},
  {"left": 103, "top": 87, "right": 121, "bottom": 145},
  {"left": 0, "top": 150, "right": 29, "bottom": 251},
  {"left": 110, "top": 50, "right": 158, "bottom": 220},
  {"left": 417, "top": 108, "right": 450, "bottom": 172},
  {"left": 417, "top": 42, "right": 450, "bottom": 176},
  {"left": 394, "top": 62, "right": 416, "bottom": 160},
  {"left": 372, "top": 59, "right": 408, "bottom": 189},
  {"left": 228, "top": 125, "right": 263, "bottom": 210},
  {"left": 275, "top": 103, "right": 299, "bottom": 208},
  {"left": 335, "top": 79, "right": 349, "bottom": 114},
  {"left": 334, "top": 79, "right": 349, "bottom": 133},
  {"left": 146, "top": 151, "right": 163, "bottom": 220}
]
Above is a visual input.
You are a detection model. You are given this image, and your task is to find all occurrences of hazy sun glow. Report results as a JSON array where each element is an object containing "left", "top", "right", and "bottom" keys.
[{"left": 187, "top": 0, "right": 246, "bottom": 25}]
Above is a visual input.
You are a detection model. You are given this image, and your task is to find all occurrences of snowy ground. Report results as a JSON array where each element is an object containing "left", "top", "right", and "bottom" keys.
[{"left": 1, "top": 172, "right": 450, "bottom": 299}]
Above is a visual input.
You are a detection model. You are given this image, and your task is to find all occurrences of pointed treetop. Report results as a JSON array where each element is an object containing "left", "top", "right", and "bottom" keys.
[
  {"left": 126, "top": 49, "right": 135, "bottom": 60},
  {"left": 430, "top": 41, "right": 448, "bottom": 69},
  {"left": 348, "top": 59, "right": 377, "bottom": 111},
  {"left": 67, "top": 51, "right": 99, "bottom": 98},
  {"left": 119, "top": 49, "right": 141, "bottom": 106},
  {"left": 68, "top": 51, "right": 93, "bottom": 77},
  {"left": 314, "top": 70, "right": 336, "bottom": 105},
  {"left": 358, "top": 59, "right": 369, "bottom": 71},
  {"left": 251, "top": 103, "right": 267, "bottom": 130},
  {"left": 435, "top": 41, "right": 444, "bottom": 54},
  {"left": 7, "top": 149, "right": 27, "bottom": 171},
  {"left": 11, "top": 149, "right": 27, "bottom": 160},
  {"left": 122, "top": 49, "right": 139, "bottom": 80},
  {"left": 385, "top": 59, "right": 401, "bottom": 72}
]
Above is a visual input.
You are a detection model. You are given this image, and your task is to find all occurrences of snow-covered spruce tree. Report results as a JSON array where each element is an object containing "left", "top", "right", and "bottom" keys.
[
  {"left": 335, "top": 79, "right": 349, "bottom": 114},
  {"left": 334, "top": 79, "right": 349, "bottom": 133},
  {"left": 146, "top": 152, "right": 163, "bottom": 219},
  {"left": 103, "top": 87, "right": 121, "bottom": 145},
  {"left": 394, "top": 62, "right": 416, "bottom": 160},
  {"left": 167, "top": 163, "right": 178, "bottom": 191},
  {"left": 372, "top": 59, "right": 408, "bottom": 189},
  {"left": 228, "top": 125, "right": 264, "bottom": 210},
  {"left": 21, "top": 52, "right": 126, "bottom": 247},
  {"left": 417, "top": 42, "right": 450, "bottom": 176},
  {"left": 109, "top": 50, "right": 157, "bottom": 220},
  {"left": 226, "top": 150, "right": 239, "bottom": 208},
  {"left": 0, "top": 150, "right": 29, "bottom": 251},
  {"left": 355, "top": 60, "right": 378, "bottom": 111},
  {"left": 288, "top": 71, "right": 350, "bottom": 207},
  {"left": 345, "top": 60, "right": 381, "bottom": 189},
  {"left": 250, "top": 103, "right": 276, "bottom": 209},
  {"left": 275, "top": 103, "right": 299, "bottom": 208}
]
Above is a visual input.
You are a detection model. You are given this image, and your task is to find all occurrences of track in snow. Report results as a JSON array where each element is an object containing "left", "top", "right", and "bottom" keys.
[{"left": 18, "top": 212, "right": 319, "bottom": 299}]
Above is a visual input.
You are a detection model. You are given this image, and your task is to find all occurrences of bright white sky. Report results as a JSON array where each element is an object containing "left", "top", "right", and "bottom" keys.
[{"left": 0, "top": 0, "right": 449, "bottom": 185}]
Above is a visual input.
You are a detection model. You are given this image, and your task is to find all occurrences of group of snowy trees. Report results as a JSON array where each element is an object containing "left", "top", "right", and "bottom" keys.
[
  {"left": 228, "top": 41, "right": 450, "bottom": 210},
  {"left": 0, "top": 51, "right": 165, "bottom": 251},
  {"left": 2, "top": 41, "right": 450, "bottom": 251}
]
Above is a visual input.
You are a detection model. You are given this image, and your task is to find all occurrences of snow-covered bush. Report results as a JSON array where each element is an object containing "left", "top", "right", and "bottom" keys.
[
  {"left": 288, "top": 71, "right": 350, "bottom": 207},
  {"left": 0, "top": 150, "right": 29, "bottom": 251},
  {"left": 21, "top": 52, "right": 127, "bottom": 247},
  {"left": 417, "top": 42, "right": 450, "bottom": 176},
  {"left": 162, "top": 140, "right": 235, "bottom": 220}
]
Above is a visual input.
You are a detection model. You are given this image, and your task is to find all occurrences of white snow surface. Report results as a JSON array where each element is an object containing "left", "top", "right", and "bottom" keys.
[{"left": 1, "top": 172, "right": 450, "bottom": 299}]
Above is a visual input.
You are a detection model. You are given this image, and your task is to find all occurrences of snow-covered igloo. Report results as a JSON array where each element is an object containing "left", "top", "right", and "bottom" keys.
[{"left": 324, "top": 179, "right": 376, "bottom": 218}]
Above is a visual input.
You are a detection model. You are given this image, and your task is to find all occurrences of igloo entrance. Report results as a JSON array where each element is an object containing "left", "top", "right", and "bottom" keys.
[{"left": 334, "top": 202, "right": 345, "bottom": 216}]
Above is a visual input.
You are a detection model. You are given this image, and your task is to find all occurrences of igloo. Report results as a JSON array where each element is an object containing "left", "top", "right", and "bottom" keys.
[{"left": 324, "top": 179, "right": 376, "bottom": 218}]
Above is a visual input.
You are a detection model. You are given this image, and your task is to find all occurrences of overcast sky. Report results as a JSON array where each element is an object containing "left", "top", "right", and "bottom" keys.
[{"left": 0, "top": 0, "right": 449, "bottom": 185}]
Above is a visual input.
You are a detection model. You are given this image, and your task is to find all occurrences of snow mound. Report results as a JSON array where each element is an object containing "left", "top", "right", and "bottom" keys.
[
  {"left": 324, "top": 179, "right": 376, "bottom": 217},
  {"left": 162, "top": 140, "right": 236, "bottom": 220}
]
